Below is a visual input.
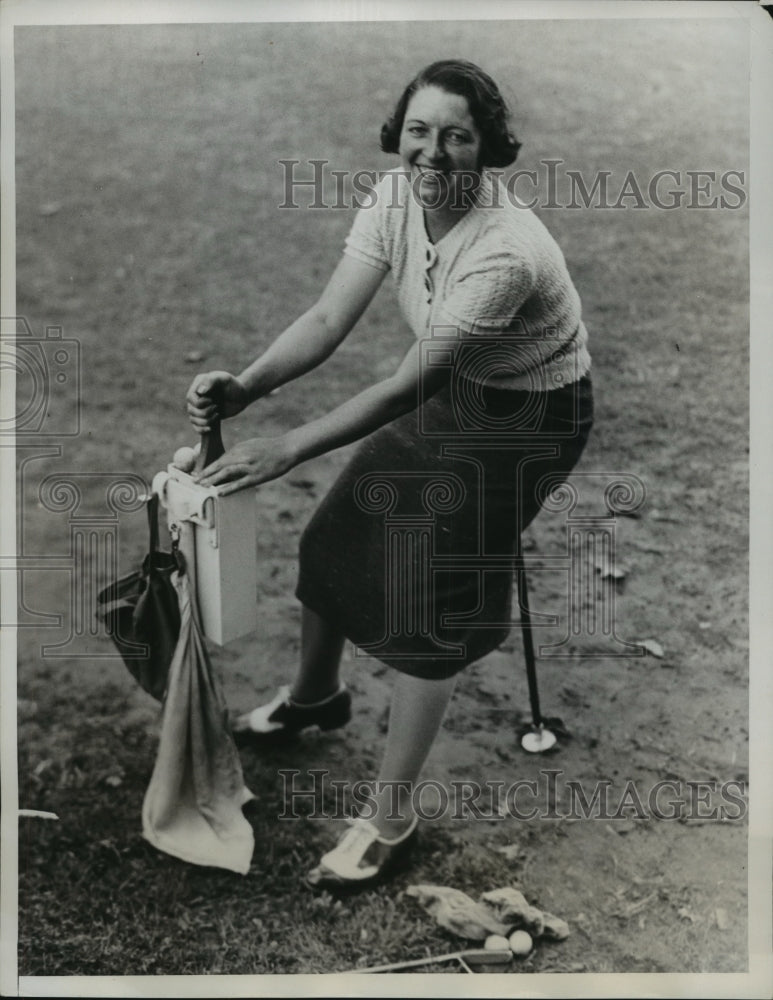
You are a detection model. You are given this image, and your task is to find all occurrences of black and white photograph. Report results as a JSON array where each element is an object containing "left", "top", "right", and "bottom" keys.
[{"left": 1, "top": 0, "right": 771, "bottom": 995}]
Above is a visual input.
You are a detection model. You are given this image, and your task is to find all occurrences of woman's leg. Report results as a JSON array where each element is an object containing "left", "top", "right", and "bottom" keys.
[
  {"left": 368, "top": 672, "right": 457, "bottom": 838},
  {"left": 291, "top": 607, "right": 454, "bottom": 836},
  {"left": 289, "top": 605, "right": 346, "bottom": 704}
]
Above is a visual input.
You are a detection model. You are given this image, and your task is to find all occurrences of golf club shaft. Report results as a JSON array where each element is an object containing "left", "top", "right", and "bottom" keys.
[
  {"left": 344, "top": 948, "right": 511, "bottom": 974},
  {"left": 516, "top": 564, "right": 542, "bottom": 726}
]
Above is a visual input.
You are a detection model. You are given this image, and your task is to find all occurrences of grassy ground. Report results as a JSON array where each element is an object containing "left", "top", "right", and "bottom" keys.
[{"left": 13, "top": 17, "right": 749, "bottom": 979}]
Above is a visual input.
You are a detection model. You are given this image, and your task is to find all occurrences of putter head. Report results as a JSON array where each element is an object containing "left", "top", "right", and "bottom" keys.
[{"left": 520, "top": 717, "right": 570, "bottom": 753}]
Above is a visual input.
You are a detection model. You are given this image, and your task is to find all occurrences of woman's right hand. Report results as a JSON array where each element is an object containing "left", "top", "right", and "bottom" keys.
[{"left": 186, "top": 371, "right": 250, "bottom": 433}]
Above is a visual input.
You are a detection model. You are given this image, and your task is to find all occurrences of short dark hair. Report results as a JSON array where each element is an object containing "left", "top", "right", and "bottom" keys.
[{"left": 380, "top": 59, "right": 521, "bottom": 169}]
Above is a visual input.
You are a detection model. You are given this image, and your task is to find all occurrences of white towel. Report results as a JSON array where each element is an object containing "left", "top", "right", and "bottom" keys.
[{"left": 142, "top": 565, "right": 254, "bottom": 874}]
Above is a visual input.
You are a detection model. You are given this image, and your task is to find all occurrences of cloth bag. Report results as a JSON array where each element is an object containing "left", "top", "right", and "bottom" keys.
[
  {"left": 96, "top": 493, "right": 181, "bottom": 702},
  {"left": 141, "top": 534, "right": 255, "bottom": 875}
]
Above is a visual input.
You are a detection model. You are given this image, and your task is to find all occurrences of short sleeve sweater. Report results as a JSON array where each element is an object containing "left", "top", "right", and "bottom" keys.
[{"left": 344, "top": 168, "right": 592, "bottom": 392}]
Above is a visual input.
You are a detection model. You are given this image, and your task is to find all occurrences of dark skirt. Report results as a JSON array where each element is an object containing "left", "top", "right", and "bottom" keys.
[{"left": 296, "top": 375, "right": 594, "bottom": 679}]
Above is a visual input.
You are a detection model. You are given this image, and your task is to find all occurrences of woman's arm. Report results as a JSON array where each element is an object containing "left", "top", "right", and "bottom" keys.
[
  {"left": 238, "top": 255, "right": 387, "bottom": 400},
  {"left": 195, "top": 337, "right": 452, "bottom": 495},
  {"left": 186, "top": 255, "right": 387, "bottom": 429}
]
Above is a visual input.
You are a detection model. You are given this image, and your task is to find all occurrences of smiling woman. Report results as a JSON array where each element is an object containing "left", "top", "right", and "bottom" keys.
[
  {"left": 186, "top": 58, "right": 593, "bottom": 891},
  {"left": 381, "top": 60, "right": 521, "bottom": 241},
  {"left": 398, "top": 86, "right": 483, "bottom": 239}
]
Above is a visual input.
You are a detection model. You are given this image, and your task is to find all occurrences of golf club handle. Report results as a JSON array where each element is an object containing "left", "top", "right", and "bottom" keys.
[{"left": 194, "top": 421, "right": 225, "bottom": 474}]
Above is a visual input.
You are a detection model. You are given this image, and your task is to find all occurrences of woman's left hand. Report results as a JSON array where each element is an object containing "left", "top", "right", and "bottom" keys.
[{"left": 194, "top": 436, "right": 297, "bottom": 494}]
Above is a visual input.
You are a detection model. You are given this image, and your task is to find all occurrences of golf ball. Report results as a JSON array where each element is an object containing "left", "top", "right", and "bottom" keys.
[
  {"left": 172, "top": 446, "right": 197, "bottom": 472},
  {"left": 508, "top": 930, "right": 533, "bottom": 957}
]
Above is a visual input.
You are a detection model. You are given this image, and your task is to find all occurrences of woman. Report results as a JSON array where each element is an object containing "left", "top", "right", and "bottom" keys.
[{"left": 186, "top": 59, "right": 593, "bottom": 888}]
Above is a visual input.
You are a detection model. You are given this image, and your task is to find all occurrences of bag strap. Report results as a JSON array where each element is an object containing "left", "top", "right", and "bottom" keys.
[{"left": 147, "top": 492, "right": 160, "bottom": 556}]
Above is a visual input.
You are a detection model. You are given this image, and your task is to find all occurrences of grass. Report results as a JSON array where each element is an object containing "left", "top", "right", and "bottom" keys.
[{"left": 18, "top": 694, "right": 748, "bottom": 976}]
